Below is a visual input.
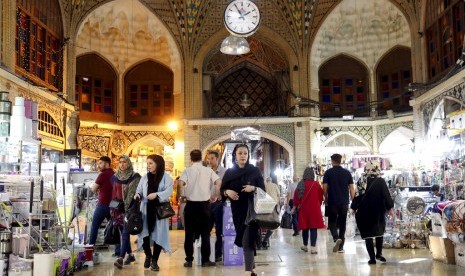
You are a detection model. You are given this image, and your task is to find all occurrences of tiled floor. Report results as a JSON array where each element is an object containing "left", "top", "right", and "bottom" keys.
[{"left": 75, "top": 229, "right": 465, "bottom": 276}]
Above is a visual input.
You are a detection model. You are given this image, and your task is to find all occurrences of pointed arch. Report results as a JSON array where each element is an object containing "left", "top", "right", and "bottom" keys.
[
  {"left": 322, "top": 131, "right": 372, "bottom": 150},
  {"left": 38, "top": 110, "right": 64, "bottom": 138},
  {"left": 124, "top": 134, "right": 171, "bottom": 156}
]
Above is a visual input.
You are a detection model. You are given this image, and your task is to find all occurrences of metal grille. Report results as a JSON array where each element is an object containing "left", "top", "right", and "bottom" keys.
[{"left": 211, "top": 68, "right": 283, "bottom": 118}]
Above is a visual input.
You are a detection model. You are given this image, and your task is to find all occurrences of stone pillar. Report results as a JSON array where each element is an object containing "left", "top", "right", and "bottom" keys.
[
  {"left": 183, "top": 123, "right": 201, "bottom": 166},
  {"left": 63, "top": 38, "right": 76, "bottom": 103},
  {"left": 369, "top": 69, "right": 377, "bottom": 118},
  {"left": 117, "top": 74, "right": 124, "bottom": 123},
  {"left": 1, "top": 0, "right": 16, "bottom": 69},
  {"left": 411, "top": 101, "right": 424, "bottom": 154},
  {"left": 65, "top": 109, "right": 78, "bottom": 149},
  {"left": 372, "top": 125, "right": 379, "bottom": 154},
  {"left": 294, "top": 121, "right": 311, "bottom": 178}
]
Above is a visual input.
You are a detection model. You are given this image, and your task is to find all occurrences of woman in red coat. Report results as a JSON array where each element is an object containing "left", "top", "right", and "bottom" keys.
[{"left": 291, "top": 167, "right": 326, "bottom": 254}]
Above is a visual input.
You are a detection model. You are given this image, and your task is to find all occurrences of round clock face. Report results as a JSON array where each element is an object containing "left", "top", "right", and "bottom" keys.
[{"left": 224, "top": 0, "right": 260, "bottom": 37}]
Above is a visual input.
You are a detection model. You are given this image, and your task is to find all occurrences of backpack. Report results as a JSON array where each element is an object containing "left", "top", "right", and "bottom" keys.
[{"left": 124, "top": 200, "right": 143, "bottom": 235}]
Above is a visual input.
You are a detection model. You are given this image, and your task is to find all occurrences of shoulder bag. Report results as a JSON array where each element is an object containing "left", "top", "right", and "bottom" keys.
[{"left": 155, "top": 176, "right": 175, "bottom": 219}]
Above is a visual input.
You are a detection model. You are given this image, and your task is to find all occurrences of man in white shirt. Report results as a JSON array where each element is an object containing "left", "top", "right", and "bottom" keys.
[
  {"left": 206, "top": 150, "right": 226, "bottom": 262},
  {"left": 179, "top": 149, "right": 221, "bottom": 268},
  {"left": 287, "top": 176, "right": 300, "bottom": 236}
]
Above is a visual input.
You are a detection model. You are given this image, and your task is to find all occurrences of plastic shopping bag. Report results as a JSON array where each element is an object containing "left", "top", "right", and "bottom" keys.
[{"left": 254, "top": 187, "right": 277, "bottom": 214}]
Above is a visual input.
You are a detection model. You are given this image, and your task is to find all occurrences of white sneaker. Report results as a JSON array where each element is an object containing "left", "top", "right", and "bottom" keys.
[
  {"left": 300, "top": 246, "right": 308, "bottom": 252},
  {"left": 310, "top": 246, "right": 317, "bottom": 254}
]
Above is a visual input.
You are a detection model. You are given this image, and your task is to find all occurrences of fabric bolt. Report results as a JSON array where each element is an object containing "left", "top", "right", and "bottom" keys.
[{"left": 136, "top": 172, "right": 173, "bottom": 254}]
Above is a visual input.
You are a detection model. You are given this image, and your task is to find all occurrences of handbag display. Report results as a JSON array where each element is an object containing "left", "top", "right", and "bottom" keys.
[
  {"left": 155, "top": 201, "right": 175, "bottom": 219},
  {"left": 246, "top": 197, "right": 280, "bottom": 230},
  {"left": 124, "top": 200, "right": 143, "bottom": 235}
]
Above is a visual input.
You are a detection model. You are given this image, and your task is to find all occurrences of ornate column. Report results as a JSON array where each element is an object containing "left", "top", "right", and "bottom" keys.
[
  {"left": 294, "top": 121, "right": 311, "bottom": 178},
  {"left": 117, "top": 74, "right": 124, "bottom": 123},
  {"left": 63, "top": 37, "right": 76, "bottom": 103},
  {"left": 369, "top": 69, "right": 377, "bottom": 118},
  {"left": 1, "top": 0, "right": 16, "bottom": 69}
]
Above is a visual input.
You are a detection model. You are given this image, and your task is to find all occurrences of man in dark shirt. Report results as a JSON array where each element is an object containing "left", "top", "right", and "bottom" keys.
[
  {"left": 89, "top": 156, "right": 117, "bottom": 254},
  {"left": 323, "top": 154, "right": 355, "bottom": 253}
]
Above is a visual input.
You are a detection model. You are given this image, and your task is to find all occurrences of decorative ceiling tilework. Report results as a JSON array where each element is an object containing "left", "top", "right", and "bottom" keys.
[
  {"left": 200, "top": 124, "right": 294, "bottom": 151},
  {"left": 421, "top": 82, "right": 465, "bottom": 135},
  {"left": 348, "top": 126, "right": 373, "bottom": 146},
  {"left": 123, "top": 131, "right": 175, "bottom": 146},
  {"left": 377, "top": 121, "right": 413, "bottom": 144},
  {"left": 320, "top": 127, "right": 342, "bottom": 144},
  {"left": 64, "top": 0, "right": 417, "bottom": 57}
]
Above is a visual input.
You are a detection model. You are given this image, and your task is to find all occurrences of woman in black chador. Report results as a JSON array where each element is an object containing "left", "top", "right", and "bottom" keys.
[
  {"left": 351, "top": 160, "right": 394, "bottom": 265},
  {"left": 221, "top": 144, "right": 265, "bottom": 276}
]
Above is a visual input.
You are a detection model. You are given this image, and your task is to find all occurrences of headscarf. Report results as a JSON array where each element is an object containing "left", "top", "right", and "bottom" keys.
[
  {"left": 114, "top": 155, "right": 134, "bottom": 182},
  {"left": 356, "top": 160, "right": 381, "bottom": 196},
  {"left": 296, "top": 167, "right": 315, "bottom": 199},
  {"left": 146, "top": 154, "right": 166, "bottom": 233},
  {"left": 364, "top": 160, "right": 381, "bottom": 176}
]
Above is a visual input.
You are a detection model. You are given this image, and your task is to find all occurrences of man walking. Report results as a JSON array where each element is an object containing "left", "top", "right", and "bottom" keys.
[
  {"left": 261, "top": 177, "right": 281, "bottom": 248},
  {"left": 89, "top": 156, "right": 119, "bottom": 255},
  {"left": 323, "top": 154, "right": 355, "bottom": 253},
  {"left": 286, "top": 176, "right": 300, "bottom": 236},
  {"left": 206, "top": 150, "right": 226, "bottom": 262},
  {"left": 179, "top": 150, "right": 221, "bottom": 267}
]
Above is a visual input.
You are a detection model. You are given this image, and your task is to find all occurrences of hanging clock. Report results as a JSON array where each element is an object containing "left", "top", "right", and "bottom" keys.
[{"left": 224, "top": 0, "right": 261, "bottom": 37}]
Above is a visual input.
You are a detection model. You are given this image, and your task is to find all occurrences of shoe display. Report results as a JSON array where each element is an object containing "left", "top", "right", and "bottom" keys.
[
  {"left": 144, "top": 257, "right": 151, "bottom": 268},
  {"left": 201, "top": 261, "right": 216, "bottom": 267},
  {"left": 376, "top": 256, "right": 386, "bottom": 263},
  {"left": 184, "top": 261, "right": 193, "bottom": 267},
  {"left": 123, "top": 254, "right": 136, "bottom": 265},
  {"left": 113, "top": 257, "right": 123, "bottom": 269},
  {"left": 333, "top": 239, "right": 342, "bottom": 252},
  {"left": 300, "top": 246, "right": 308, "bottom": 252}
]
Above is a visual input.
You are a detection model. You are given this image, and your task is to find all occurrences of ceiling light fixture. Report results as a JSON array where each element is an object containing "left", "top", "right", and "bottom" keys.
[
  {"left": 220, "top": 35, "right": 250, "bottom": 55},
  {"left": 239, "top": 94, "right": 251, "bottom": 109}
]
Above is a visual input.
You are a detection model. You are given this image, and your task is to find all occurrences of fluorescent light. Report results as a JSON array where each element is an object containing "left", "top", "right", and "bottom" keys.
[
  {"left": 399, "top": 258, "right": 429, "bottom": 264},
  {"left": 342, "top": 115, "right": 354, "bottom": 120}
]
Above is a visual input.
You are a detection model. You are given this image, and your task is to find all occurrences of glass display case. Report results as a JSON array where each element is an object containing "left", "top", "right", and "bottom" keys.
[{"left": 0, "top": 137, "right": 41, "bottom": 176}]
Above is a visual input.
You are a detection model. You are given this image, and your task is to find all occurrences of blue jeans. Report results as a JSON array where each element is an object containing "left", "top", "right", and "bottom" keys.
[
  {"left": 302, "top": 229, "right": 317, "bottom": 246},
  {"left": 119, "top": 225, "right": 132, "bottom": 258},
  {"left": 210, "top": 201, "right": 223, "bottom": 257},
  {"left": 89, "top": 204, "right": 120, "bottom": 255},
  {"left": 289, "top": 200, "right": 299, "bottom": 233}
]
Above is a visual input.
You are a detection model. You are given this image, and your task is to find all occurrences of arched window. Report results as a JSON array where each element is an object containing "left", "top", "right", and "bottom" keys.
[
  {"left": 38, "top": 110, "right": 64, "bottom": 138},
  {"left": 76, "top": 54, "right": 117, "bottom": 122},
  {"left": 426, "top": 0, "right": 464, "bottom": 80},
  {"left": 15, "top": 0, "right": 63, "bottom": 91},
  {"left": 125, "top": 61, "right": 173, "bottom": 124},
  {"left": 376, "top": 47, "right": 412, "bottom": 114},
  {"left": 319, "top": 55, "right": 369, "bottom": 117}
]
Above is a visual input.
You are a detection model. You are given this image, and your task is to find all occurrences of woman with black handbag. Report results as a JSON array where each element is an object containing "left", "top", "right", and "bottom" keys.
[
  {"left": 350, "top": 161, "right": 394, "bottom": 265},
  {"left": 134, "top": 154, "right": 173, "bottom": 271},
  {"left": 111, "top": 155, "right": 141, "bottom": 269},
  {"left": 221, "top": 144, "right": 265, "bottom": 276}
]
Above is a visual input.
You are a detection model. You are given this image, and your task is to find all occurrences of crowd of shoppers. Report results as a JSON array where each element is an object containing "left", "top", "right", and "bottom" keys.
[{"left": 87, "top": 150, "right": 394, "bottom": 273}]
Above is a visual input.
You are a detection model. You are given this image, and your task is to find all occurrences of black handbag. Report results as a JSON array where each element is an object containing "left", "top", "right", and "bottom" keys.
[
  {"left": 104, "top": 218, "right": 121, "bottom": 245},
  {"left": 246, "top": 198, "right": 280, "bottom": 230},
  {"left": 280, "top": 211, "right": 293, "bottom": 229},
  {"left": 124, "top": 200, "right": 143, "bottom": 235},
  {"left": 155, "top": 201, "right": 175, "bottom": 219}
]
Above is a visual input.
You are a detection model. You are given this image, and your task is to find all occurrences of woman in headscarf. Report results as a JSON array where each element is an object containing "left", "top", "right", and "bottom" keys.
[
  {"left": 112, "top": 155, "right": 141, "bottom": 269},
  {"left": 221, "top": 144, "right": 265, "bottom": 276},
  {"left": 351, "top": 160, "right": 394, "bottom": 264},
  {"left": 134, "top": 154, "right": 173, "bottom": 271},
  {"left": 291, "top": 167, "right": 325, "bottom": 254}
]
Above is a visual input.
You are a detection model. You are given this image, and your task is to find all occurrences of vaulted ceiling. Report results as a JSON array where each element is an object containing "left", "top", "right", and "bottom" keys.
[{"left": 62, "top": 0, "right": 421, "bottom": 59}]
